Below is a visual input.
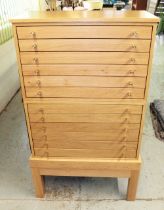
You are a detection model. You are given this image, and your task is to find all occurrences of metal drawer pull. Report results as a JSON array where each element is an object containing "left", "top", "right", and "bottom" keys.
[
  {"left": 130, "top": 32, "right": 138, "bottom": 37},
  {"left": 37, "top": 91, "right": 42, "bottom": 97},
  {"left": 36, "top": 80, "right": 41, "bottom": 87},
  {"left": 127, "top": 92, "right": 132, "bottom": 97},
  {"left": 33, "top": 58, "right": 38, "bottom": 64},
  {"left": 32, "top": 43, "right": 37, "bottom": 50},
  {"left": 130, "top": 58, "right": 136, "bottom": 63},
  {"left": 39, "top": 108, "right": 44, "bottom": 114},
  {"left": 131, "top": 45, "right": 137, "bottom": 49},
  {"left": 128, "top": 81, "right": 133, "bottom": 87},
  {"left": 129, "top": 70, "right": 135, "bottom": 75},
  {"left": 31, "top": 32, "right": 36, "bottom": 38},
  {"left": 35, "top": 69, "right": 40, "bottom": 76},
  {"left": 40, "top": 117, "right": 45, "bottom": 122}
]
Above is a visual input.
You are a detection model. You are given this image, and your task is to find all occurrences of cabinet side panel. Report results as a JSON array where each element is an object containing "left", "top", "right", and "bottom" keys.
[
  {"left": 12, "top": 25, "right": 34, "bottom": 155},
  {"left": 137, "top": 24, "right": 157, "bottom": 157}
]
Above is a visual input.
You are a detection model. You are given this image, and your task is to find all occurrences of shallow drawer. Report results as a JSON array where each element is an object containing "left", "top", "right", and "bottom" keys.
[
  {"left": 24, "top": 76, "right": 146, "bottom": 89},
  {"left": 31, "top": 122, "right": 141, "bottom": 134},
  {"left": 33, "top": 140, "right": 138, "bottom": 150},
  {"left": 28, "top": 113, "right": 141, "bottom": 123},
  {"left": 28, "top": 103, "right": 143, "bottom": 114},
  {"left": 34, "top": 148, "right": 137, "bottom": 158},
  {"left": 22, "top": 65, "right": 148, "bottom": 77},
  {"left": 17, "top": 26, "right": 152, "bottom": 39},
  {"left": 25, "top": 87, "right": 145, "bottom": 99},
  {"left": 19, "top": 39, "right": 151, "bottom": 52},
  {"left": 31, "top": 128, "right": 139, "bottom": 141},
  {"left": 20, "top": 52, "right": 149, "bottom": 65}
]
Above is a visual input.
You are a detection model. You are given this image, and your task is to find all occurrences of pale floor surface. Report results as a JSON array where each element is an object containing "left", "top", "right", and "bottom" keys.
[{"left": 0, "top": 36, "right": 164, "bottom": 209}]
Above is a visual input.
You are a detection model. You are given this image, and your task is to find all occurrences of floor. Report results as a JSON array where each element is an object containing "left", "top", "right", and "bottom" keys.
[{"left": 0, "top": 36, "right": 164, "bottom": 209}]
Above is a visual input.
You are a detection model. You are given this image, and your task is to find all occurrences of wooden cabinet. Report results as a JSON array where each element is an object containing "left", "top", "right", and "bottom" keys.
[{"left": 11, "top": 10, "right": 158, "bottom": 200}]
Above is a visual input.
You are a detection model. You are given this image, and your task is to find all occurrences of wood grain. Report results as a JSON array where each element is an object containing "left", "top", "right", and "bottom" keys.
[
  {"left": 24, "top": 76, "right": 146, "bottom": 88},
  {"left": 19, "top": 39, "right": 151, "bottom": 52},
  {"left": 17, "top": 25, "right": 152, "bottom": 39},
  {"left": 20, "top": 52, "right": 149, "bottom": 65},
  {"left": 22, "top": 64, "right": 148, "bottom": 77}
]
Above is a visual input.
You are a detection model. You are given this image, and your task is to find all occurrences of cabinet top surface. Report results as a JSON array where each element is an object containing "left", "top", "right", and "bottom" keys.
[{"left": 11, "top": 10, "right": 159, "bottom": 24}]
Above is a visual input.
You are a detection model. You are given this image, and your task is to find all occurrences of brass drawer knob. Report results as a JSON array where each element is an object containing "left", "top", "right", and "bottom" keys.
[
  {"left": 33, "top": 58, "right": 38, "bottom": 64},
  {"left": 31, "top": 32, "right": 36, "bottom": 38}
]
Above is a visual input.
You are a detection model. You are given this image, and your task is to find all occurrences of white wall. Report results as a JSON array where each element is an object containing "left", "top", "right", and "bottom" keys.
[{"left": 0, "top": 39, "right": 20, "bottom": 113}]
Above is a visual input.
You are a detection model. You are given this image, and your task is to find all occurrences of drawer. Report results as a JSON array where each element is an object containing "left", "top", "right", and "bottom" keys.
[
  {"left": 28, "top": 113, "right": 141, "bottom": 123},
  {"left": 33, "top": 140, "right": 138, "bottom": 150},
  {"left": 25, "top": 87, "right": 145, "bottom": 99},
  {"left": 17, "top": 26, "right": 152, "bottom": 39},
  {"left": 34, "top": 148, "right": 137, "bottom": 158},
  {"left": 31, "top": 122, "right": 141, "bottom": 133},
  {"left": 19, "top": 39, "right": 151, "bottom": 52},
  {"left": 24, "top": 76, "right": 146, "bottom": 88},
  {"left": 28, "top": 103, "right": 143, "bottom": 114},
  {"left": 31, "top": 128, "right": 139, "bottom": 141},
  {"left": 22, "top": 65, "right": 148, "bottom": 77},
  {"left": 20, "top": 52, "right": 149, "bottom": 65}
]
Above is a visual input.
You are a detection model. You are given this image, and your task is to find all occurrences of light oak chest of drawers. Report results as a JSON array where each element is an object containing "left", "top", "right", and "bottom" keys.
[{"left": 11, "top": 10, "right": 158, "bottom": 200}]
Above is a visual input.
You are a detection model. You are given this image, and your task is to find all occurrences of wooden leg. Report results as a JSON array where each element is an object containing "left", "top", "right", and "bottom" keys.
[
  {"left": 127, "top": 170, "right": 140, "bottom": 201},
  {"left": 31, "top": 168, "right": 45, "bottom": 198}
]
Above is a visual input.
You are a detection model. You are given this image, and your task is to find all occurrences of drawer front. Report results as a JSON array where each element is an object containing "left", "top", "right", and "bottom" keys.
[
  {"left": 17, "top": 26, "right": 152, "bottom": 39},
  {"left": 25, "top": 87, "right": 145, "bottom": 99},
  {"left": 29, "top": 113, "right": 141, "bottom": 123},
  {"left": 19, "top": 39, "right": 151, "bottom": 52},
  {"left": 28, "top": 103, "right": 143, "bottom": 114},
  {"left": 24, "top": 76, "right": 146, "bottom": 88},
  {"left": 34, "top": 148, "right": 137, "bottom": 158},
  {"left": 22, "top": 65, "right": 148, "bottom": 77},
  {"left": 20, "top": 52, "right": 149, "bottom": 65}
]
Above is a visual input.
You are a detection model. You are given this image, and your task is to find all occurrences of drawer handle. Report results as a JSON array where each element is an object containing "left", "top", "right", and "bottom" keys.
[
  {"left": 31, "top": 32, "right": 36, "bottom": 38},
  {"left": 33, "top": 58, "right": 38, "bottom": 64},
  {"left": 129, "top": 70, "right": 135, "bottom": 75},
  {"left": 36, "top": 80, "right": 41, "bottom": 87},
  {"left": 128, "top": 81, "right": 133, "bottom": 87},
  {"left": 37, "top": 91, "right": 43, "bottom": 97},
  {"left": 129, "top": 58, "right": 136, "bottom": 63},
  {"left": 131, "top": 45, "right": 137, "bottom": 50},
  {"left": 39, "top": 108, "right": 44, "bottom": 114},
  {"left": 32, "top": 43, "right": 37, "bottom": 50},
  {"left": 35, "top": 69, "right": 40, "bottom": 76},
  {"left": 40, "top": 117, "right": 45, "bottom": 122},
  {"left": 127, "top": 92, "right": 132, "bottom": 97},
  {"left": 130, "top": 32, "right": 138, "bottom": 37}
]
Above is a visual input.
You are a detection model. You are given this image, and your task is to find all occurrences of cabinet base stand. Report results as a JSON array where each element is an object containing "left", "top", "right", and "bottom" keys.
[{"left": 30, "top": 156, "right": 141, "bottom": 201}]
